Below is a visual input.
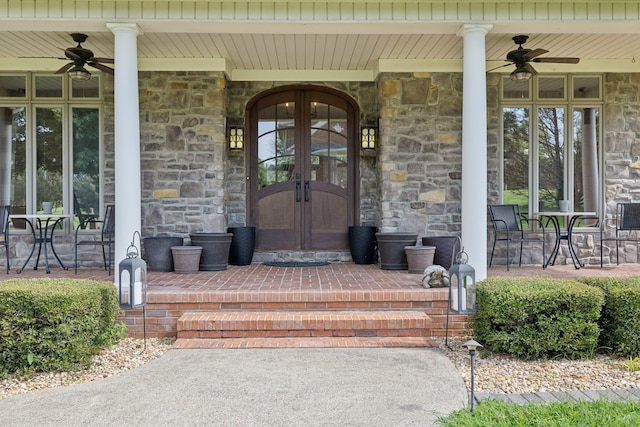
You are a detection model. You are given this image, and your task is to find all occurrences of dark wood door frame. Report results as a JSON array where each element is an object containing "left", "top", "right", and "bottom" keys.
[{"left": 246, "top": 85, "right": 360, "bottom": 251}]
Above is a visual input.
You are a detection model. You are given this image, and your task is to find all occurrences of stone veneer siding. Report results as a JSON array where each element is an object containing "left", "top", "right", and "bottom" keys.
[{"left": 8, "top": 72, "right": 640, "bottom": 270}]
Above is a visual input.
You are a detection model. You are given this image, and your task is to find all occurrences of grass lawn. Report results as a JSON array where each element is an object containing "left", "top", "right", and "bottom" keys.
[{"left": 437, "top": 399, "right": 640, "bottom": 427}]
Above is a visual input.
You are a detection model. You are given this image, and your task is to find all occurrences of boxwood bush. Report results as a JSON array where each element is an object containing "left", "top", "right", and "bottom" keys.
[
  {"left": 0, "top": 278, "right": 122, "bottom": 376},
  {"left": 470, "top": 277, "right": 605, "bottom": 360},
  {"left": 578, "top": 276, "right": 640, "bottom": 358}
]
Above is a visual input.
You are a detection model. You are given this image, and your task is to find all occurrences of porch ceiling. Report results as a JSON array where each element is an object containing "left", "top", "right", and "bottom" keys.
[{"left": 0, "top": 27, "right": 638, "bottom": 80}]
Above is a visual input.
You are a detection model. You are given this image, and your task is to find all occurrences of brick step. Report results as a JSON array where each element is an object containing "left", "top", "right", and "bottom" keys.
[
  {"left": 177, "top": 311, "right": 431, "bottom": 340},
  {"left": 173, "top": 336, "right": 437, "bottom": 349}
]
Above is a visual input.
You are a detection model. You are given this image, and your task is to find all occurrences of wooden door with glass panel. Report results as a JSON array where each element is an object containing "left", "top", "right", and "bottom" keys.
[{"left": 248, "top": 87, "right": 357, "bottom": 250}]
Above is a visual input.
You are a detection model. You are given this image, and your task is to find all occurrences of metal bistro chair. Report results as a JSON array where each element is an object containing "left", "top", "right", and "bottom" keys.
[
  {"left": 74, "top": 205, "right": 115, "bottom": 274},
  {"left": 600, "top": 202, "right": 640, "bottom": 267},
  {"left": 1, "top": 205, "right": 10, "bottom": 274},
  {"left": 488, "top": 204, "right": 546, "bottom": 270}
]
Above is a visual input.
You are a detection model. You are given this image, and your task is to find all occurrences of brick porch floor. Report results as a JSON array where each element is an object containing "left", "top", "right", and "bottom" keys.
[{"left": 2, "top": 261, "right": 638, "bottom": 348}]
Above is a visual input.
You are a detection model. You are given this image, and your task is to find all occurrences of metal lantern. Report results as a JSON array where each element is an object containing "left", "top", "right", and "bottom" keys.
[
  {"left": 448, "top": 249, "right": 476, "bottom": 314},
  {"left": 118, "top": 231, "right": 147, "bottom": 309}
]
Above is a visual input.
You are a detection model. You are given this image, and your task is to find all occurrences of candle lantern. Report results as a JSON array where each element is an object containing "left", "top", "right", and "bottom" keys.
[
  {"left": 118, "top": 231, "right": 147, "bottom": 309},
  {"left": 449, "top": 249, "right": 476, "bottom": 314}
]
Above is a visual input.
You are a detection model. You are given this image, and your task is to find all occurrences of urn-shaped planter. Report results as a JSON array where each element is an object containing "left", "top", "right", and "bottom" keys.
[
  {"left": 171, "top": 246, "right": 202, "bottom": 274},
  {"left": 189, "top": 232, "right": 233, "bottom": 271},
  {"left": 405, "top": 245, "right": 436, "bottom": 274},
  {"left": 143, "top": 236, "right": 184, "bottom": 272},
  {"left": 375, "top": 233, "right": 418, "bottom": 270}
]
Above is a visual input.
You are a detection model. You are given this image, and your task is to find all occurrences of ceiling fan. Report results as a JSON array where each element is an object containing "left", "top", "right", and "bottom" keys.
[
  {"left": 490, "top": 35, "right": 580, "bottom": 82},
  {"left": 55, "top": 33, "right": 114, "bottom": 81}
]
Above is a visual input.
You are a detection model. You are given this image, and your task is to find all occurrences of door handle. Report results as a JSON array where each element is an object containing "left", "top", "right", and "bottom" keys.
[
  {"left": 296, "top": 181, "right": 301, "bottom": 202},
  {"left": 304, "top": 181, "right": 310, "bottom": 202}
]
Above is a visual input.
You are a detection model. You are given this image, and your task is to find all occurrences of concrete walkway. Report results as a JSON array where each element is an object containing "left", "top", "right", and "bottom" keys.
[{"left": 0, "top": 347, "right": 467, "bottom": 427}]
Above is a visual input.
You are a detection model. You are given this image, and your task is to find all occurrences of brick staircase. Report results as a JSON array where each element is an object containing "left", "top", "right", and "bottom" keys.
[{"left": 173, "top": 310, "right": 434, "bottom": 348}]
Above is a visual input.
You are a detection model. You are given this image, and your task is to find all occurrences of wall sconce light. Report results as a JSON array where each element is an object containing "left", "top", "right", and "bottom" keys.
[
  {"left": 68, "top": 64, "right": 92, "bottom": 81},
  {"left": 228, "top": 127, "right": 244, "bottom": 151},
  {"left": 361, "top": 126, "right": 376, "bottom": 150}
]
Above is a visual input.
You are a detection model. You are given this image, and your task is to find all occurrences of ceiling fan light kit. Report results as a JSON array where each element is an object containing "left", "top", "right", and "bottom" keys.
[
  {"left": 67, "top": 64, "right": 91, "bottom": 81},
  {"left": 510, "top": 65, "right": 532, "bottom": 82}
]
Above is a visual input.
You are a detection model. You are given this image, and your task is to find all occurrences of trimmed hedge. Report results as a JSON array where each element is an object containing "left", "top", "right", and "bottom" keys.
[
  {"left": 470, "top": 277, "right": 605, "bottom": 360},
  {"left": 578, "top": 277, "right": 640, "bottom": 358},
  {"left": 0, "top": 279, "right": 121, "bottom": 376}
]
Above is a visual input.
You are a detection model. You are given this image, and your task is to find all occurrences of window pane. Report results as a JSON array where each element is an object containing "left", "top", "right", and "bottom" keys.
[
  {"left": 35, "top": 76, "right": 63, "bottom": 98},
  {"left": 36, "top": 107, "right": 63, "bottom": 213},
  {"left": 502, "top": 108, "right": 529, "bottom": 209},
  {"left": 574, "top": 108, "right": 599, "bottom": 214},
  {"left": 573, "top": 77, "right": 600, "bottom": 99},
  {"left": 0, "top": 76, "right": 26, "bottom": 98},
  {"left": 310, "top": 103, "right": 348, "bottom": 189},
  {"left": 257, "top": 102, "right": 295, "bottom": 188},
  {"left": 73, "top": 108, "right": 100, "bottom": 226},
  {"left": 0, "top": 107, "right": 26, "bottom": 229},
  {"left": 538, "top": 77, "right": 565, "bottom": 99},
  {"left": 71, "top": 76, "right": 100, "bottom": 98},
  {"left": 502, "top": 77, "right": 530, "bottom": 99},
  {"left": 538, "top": 107, "right": 565, "bottom": 213}
]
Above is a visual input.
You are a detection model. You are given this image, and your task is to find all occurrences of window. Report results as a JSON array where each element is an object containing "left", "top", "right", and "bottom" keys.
[
  {"left": 501, "top": 75, "right": 602, "bottom": 224},
  {"left": 0, "top": 73, "right": 102, "bottom": 230}
]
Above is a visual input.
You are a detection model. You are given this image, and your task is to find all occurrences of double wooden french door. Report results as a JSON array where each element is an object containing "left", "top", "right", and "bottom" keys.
[{"left": 247, "top": 86, "right": 359, "bottom": 250}]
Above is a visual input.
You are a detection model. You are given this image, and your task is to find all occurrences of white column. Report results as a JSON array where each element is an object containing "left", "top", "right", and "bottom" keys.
[
  {"left": 107, "top": 23, "right": 143, "bottom": 266},
  {"left": 457, "top": 24, "right": 492, "bottom": 281}
]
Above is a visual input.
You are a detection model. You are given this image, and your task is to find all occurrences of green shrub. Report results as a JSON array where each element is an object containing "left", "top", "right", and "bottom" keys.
[
  {"left": 470, "top": 277, "right": 605, "bottom": 360},
  {"left": 0, "top": 278, "right": 122, "bottom": 376},
  {"left": 578, "top": 276, "right": 640, "bottom": 358}
]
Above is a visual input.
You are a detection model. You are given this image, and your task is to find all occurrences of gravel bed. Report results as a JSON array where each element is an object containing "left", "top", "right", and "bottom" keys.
[
  {"left": 0, "top": 338, "right": 174, "bottom": 399},
  {"left": 435, "top": 337, "right": 640, "bottom": 394},
  {"left": 2, "top": 336, "right": 639, "bottom": 399}
]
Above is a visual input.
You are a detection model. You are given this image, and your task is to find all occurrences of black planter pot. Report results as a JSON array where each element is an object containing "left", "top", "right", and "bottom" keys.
[
  {"left": 227, "top": 227, "right": 256, "bottom": 265},
  {"left": 375, "top": 232, "right": 418, "bottom": 270},
  {"left": 189, "top": 233, "right": 233, "bottom": 271},
  {"left": 143, "top": 237, "right": 184, "bottom": 272},
  {"left": 421, "top": 236, "right": 461, "bottom": 270},
  {"left": 348, "top": 226, "right": 377, "bottom": 264}
]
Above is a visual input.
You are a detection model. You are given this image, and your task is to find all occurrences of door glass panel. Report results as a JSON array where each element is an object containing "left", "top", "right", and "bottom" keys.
[
  {"left": 36, "top": 107, "right": 63, "bottom": 213},
  {"left": 538, "top": 107, "right": 565, "bottom": 221},
  {"left": 258, "top": 102, "right": 296, "bottom": 188},
  {"left": 502, "top": 107, "right": 529, "bottom": 211},
  {"left": 309, "top": 102, "right": 348, "bottom": 189}
]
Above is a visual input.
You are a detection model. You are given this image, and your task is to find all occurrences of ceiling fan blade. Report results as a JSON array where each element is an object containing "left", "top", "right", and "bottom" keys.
[
  {"left": 90, "top": 57, "right": 114, "bottom": 64},
  {"left": 486, "top": 62, "right": 514, "bottom": 73},
  {"left": 523, "top": 48, "right": 548, "bottom": 60},
  {"left": 88, "top": 62, "right": 115, "bottom": 75},
  {"left": 532, "top": 57, "right": 580, "bottom": 64},
  {"left": 55, "top": 63, "right": 74, "bottom": 74}
]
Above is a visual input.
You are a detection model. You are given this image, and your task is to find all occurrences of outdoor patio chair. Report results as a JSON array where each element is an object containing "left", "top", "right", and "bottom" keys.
[
  {"left": 74, "top": 205, "right": 115, "bottom": 274},
  {"left": 488, "top": 204, "right": 546, "bottom": 270},
  {"left": 1, "top": 205, "right": 10, "bottom": 274},
  {"left": 74, "top": 192, "right": 98, "bottom": 230},
  {"left": 600, "top": 202, "right": 640, "bottom": 267}
]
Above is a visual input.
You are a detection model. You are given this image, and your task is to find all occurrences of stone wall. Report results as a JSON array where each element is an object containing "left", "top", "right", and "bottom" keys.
[
  {"left": 376, "top": 72, "right": 463, "bottom": 236},
  {"left": 137, "top": 71, "right": 228, "bottom": 239}
]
